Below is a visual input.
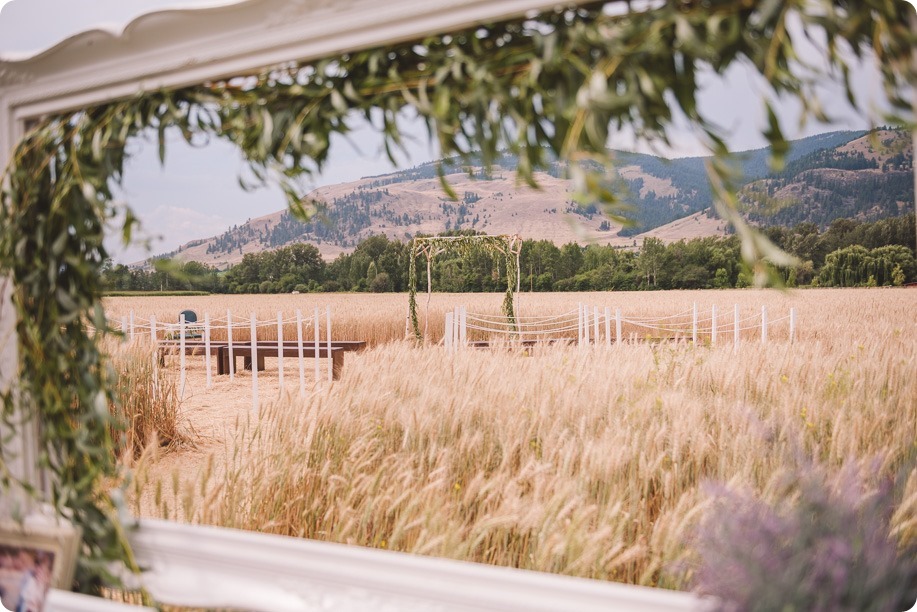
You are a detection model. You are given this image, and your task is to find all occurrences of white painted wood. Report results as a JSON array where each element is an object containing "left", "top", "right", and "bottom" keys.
[
  {"left": 1, "top": 0, "right": 593, "bottom": 122},
  {"left": 691, "top": 302, "right": 697, "bottom": 344},
  {"left": 313, "top": 307, "right": 320, "bottom": 387},
  {"left": 593, "top": 306, "right": 600, "bottom": 344},
  {"left": 296, "top": 309, "right": 305, "bottom": 396},
  {"left": 711, "top": 305, "right": 717, "bottom": 346},
  {"left": 129, "top": 310, "right": 136, "bottom": 342},
  {"left": 179, "top": 313, "right": 186, "bottom": 399},
  {"left": 0, "top": 89, "right": 31, "bottom": 515},
  {"left": 615, "top": 308, "right": 622, "bottom": 345},
  {"left": 577, "top": 303, "right": 582, "bottom": 345},
  {"left": 604, "top": 306, "right": 611, "bottom": 347},
  {"left": 204, "top": 312, "right": 212, "bottom": 389},
  {"left": 445, "top": 311, "right": 453, "bottom": 350},
  {"left": 45, "top": 589, "right": 156, "bottom": 612},
  {"left": 460, "top": 306, "right": 467, "bottom": 347},
  {"left": 326, "top": 305, "right": 332, "bottom": 383},
  {"left": 276, "top": 311, "right": 284, "bottom": 391},
  {"left": 227, "top": 309, "right": 235, "bottom": 380},
  {"left": 127, "top": 518, "right": 709, "bottom": 612},
  {"left": 583, "top": 304, "right": 590, "bottom": 344},
  {"left": 150, "top": 315, "right": 159, "bottom": 390},
  {"left": 0, "top": 276, "right": 39, "bottom": 516},
  {"left": 251, "top": 313, "right": 259, "bottom": 413}
]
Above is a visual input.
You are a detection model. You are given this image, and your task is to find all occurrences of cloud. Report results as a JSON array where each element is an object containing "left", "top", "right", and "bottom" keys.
[{"left": 105, "top": 202, "right": 231, "bottom": 264}]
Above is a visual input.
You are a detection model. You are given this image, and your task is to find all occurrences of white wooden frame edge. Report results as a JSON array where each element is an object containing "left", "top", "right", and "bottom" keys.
[
  {"left": 127, "top": 518, "right": 710, "bottom": 611},
  {"left": 45, "top": 589, "right": 156, "bottom": 612}
]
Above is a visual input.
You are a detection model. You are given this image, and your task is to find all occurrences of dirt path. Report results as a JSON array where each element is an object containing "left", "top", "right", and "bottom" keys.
[{"left": 132, "top": 354, "right": 332, "bottom": 519}]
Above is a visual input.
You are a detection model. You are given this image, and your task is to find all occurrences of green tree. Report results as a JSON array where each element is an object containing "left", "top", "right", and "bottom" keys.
[
  {"left": 713, "top": 268, "right": 731, "bottom": 289},
  {"left": 370, "top": 271, "right": 392, "bottom": 293},
  {"left": 638, "top": 237, "right": 666, "bottom": 288}
]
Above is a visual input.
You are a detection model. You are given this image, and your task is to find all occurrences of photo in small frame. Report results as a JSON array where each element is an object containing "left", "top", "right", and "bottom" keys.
[{"left": 0, "top": 520, "right": 80, "bottom": 612}]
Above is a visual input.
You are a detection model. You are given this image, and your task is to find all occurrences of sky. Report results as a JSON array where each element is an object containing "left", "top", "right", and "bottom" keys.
[{"left": 0, "top": 0, "right": 912, "bottom": 264}]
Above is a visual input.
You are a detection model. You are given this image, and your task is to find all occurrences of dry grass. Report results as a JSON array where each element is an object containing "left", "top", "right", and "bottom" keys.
[
  {"left": 112, "top": 288, "right": 916, "bottom": 589},
  {"left": 108, "top": 340, "right": 189, "bottom": 461}
]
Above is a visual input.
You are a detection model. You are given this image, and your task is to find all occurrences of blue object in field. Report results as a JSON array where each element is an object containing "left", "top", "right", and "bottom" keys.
[{"left": 179, "top": 309, "right": 198, "bottom": 324}]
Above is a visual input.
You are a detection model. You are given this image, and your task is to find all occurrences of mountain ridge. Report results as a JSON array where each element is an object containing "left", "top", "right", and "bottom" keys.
[{"left": 154, "top": 129, "right": 911, "bottom": 268}]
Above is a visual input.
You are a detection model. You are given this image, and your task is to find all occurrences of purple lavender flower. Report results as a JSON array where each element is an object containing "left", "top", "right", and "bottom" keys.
[{"left": 688, "top": 461, "right": 917, "bottom": 612}]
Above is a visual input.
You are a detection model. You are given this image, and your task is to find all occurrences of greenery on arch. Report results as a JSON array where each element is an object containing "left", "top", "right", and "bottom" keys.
[{"left": 0, "top": 0, "right": 914, "bottom": 593}]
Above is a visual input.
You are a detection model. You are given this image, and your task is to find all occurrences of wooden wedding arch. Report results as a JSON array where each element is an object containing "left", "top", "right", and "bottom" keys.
[{"left": 408, "top": 234, "right": 522, "bottom": 340}]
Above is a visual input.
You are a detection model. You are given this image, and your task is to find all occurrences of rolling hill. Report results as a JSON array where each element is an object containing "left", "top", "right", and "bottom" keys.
[{"left": 158, "top": 129, "right": 912, "bottom": 267}]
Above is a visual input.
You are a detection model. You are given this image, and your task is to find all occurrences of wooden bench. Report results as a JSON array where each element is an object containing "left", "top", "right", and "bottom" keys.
[
  {"left": 268, "top": 340, "right": 367, "bottom": 353},
  {"left": 157, "top": 341, "right": 225, "bottom": 365},
  {"left": 217, "top": 344, "right": 345, "bottom": 380}
]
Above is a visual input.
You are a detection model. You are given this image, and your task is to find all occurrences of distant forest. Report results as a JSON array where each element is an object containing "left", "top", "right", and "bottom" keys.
[{"left": 103, "top": 214, "right": 916, "bottom": 294}]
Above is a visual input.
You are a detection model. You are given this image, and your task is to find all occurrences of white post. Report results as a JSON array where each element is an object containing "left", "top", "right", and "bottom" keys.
[
  {"left": 615, "top": 308, "right": 622, "bottom": 345},
  {"left": 761, "top": 306, "right": 768, "bottom": 345},
  {"left": 577, "top": 303, "right": 583, "bottom": 346},
  {"left": 711, "top": 305, "right": 717, "bottom": 346},
  {"left": 593, "top": 307, "right": 600, "bottom": 345},
  {"left": 604, "top": 307, "right": 611, "bottom": 347},
  {"left": 179, "top": 313, "right": 186, "bottom": 400},
  {"left": 583, "top": 305, "right": 590, "bottom": 345},
  {"left": 150, "top": 315, "right": 158, "bottom": 389},
  {"left": 250, "top": 313, "right": 259, "bottom": 415},
  {"left": 313, "top": 307, "right": 320, "bottom": 386},
  {"left": 460, "top": 306, "right": 467, "bottom": 347},
  {"left": 692, "top": 302, "right": 698, "bottom": 344},
  {"left": 121, "top": 316, "right": 128, "bottom": 342},
  {"left": 204, "top": 312, "right": 212, "bottom": 389},
  {"left": 129, "top": 310, "right": 135, "bottom": 342},
  {"left": 276, "top": 312, "right": 284, "bottom": 392},
  {"left": 733, "top": 304, "right": 739, "bottom": 352},
  {"left": 227, "top": 309, "right": 235, "bottom": 381},
  {"left": 790, "top": 307, "right": 797, "bottom": 344},
  {"left": 445, "top": 311, "right": 454, "bottom": 351},
  {"left": 296, "top": 309, "right": 305, "bottom": 396},
  {"left": 326, "top": 306, "right": 333, "bottom": 383}
]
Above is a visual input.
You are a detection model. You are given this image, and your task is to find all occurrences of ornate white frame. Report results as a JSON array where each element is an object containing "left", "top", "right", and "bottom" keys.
[{"left": 0, "top": 1, "right": 713, "bottom": 609}]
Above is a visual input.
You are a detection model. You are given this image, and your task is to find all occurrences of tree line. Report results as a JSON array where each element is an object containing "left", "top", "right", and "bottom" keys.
[{"left": 102, "top": 214, "right": 916, "bottom": 293}]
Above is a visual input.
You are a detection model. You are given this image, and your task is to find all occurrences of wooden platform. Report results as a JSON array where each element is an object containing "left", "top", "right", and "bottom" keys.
[
  {"left": 157, "top": 340, "right": 366, "bottom": 380},
  {"left": 217, "top": 344, "right": 345, "bottom": 380}
]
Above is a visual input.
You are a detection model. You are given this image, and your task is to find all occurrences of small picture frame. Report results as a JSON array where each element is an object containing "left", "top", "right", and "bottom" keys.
[{"left": 0, "top": 519, "right": 80, "bottom": 612}]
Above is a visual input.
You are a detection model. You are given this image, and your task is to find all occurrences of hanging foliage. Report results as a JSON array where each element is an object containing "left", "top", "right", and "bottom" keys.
[
  {"left": 408, "top": 235, "right": 522, "bottom": 340},
  {"left": 0, "top": 0, "right": 914, "bottom": 592}
]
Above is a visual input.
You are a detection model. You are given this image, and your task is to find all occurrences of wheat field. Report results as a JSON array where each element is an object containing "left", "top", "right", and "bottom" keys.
[{"left": 109, "top": 288, "right": 917, "bottom": 590}]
